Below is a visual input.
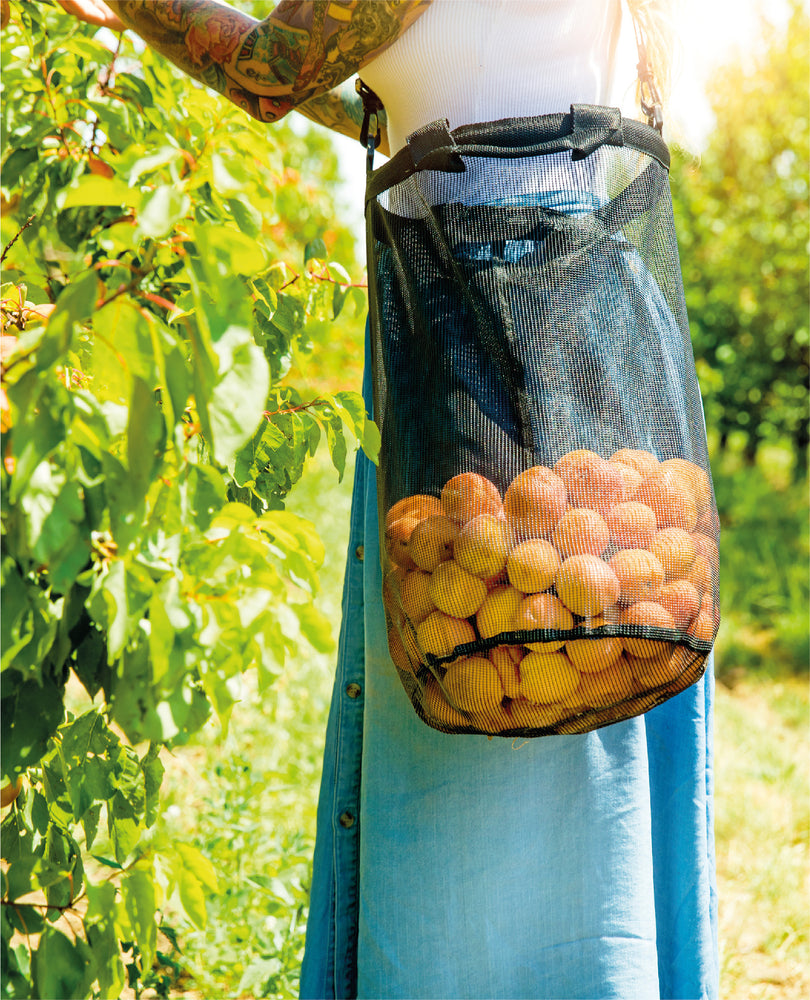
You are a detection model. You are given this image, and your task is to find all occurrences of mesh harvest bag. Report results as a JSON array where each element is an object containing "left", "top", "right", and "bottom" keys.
[{"left": 363, "top": 104, "right": 720, "bottom": 737}]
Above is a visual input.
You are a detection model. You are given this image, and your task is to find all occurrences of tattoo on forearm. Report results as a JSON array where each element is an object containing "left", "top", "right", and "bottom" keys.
[
  {"left": 108, "top": 0, "right": 430, "bottom": 125},
  {"left": 298, "top": 78, "right": 390, "bottom": 154}
]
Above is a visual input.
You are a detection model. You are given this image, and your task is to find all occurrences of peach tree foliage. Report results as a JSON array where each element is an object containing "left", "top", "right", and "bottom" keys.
[{"left": 0, "top": 2, "right": 376, "bottom": 995}]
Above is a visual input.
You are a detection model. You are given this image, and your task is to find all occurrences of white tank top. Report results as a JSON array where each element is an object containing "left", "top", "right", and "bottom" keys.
[{"left": 360, "top": 0, "right": 626, "bottom": 154}]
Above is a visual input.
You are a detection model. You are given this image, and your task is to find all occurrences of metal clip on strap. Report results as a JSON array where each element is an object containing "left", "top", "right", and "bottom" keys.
[{"left": 356, "top": 78, "right": 383, "bottom": 171}]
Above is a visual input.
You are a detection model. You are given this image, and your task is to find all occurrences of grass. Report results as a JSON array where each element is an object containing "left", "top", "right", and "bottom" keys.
[
  {"left": 714, "top": 674, "right": 809, "bottom": 1000},
  {"left": 147, "top": 444, "right": 808, "bottom": 1000}
]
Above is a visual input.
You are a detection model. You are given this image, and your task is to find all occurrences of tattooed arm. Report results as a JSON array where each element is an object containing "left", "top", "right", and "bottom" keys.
[
  {"left": 297, "top": 78, "right": 391, "bottom": 155},
  {"left": 100, "top": 0, "right": 428, "bottom": 125}
]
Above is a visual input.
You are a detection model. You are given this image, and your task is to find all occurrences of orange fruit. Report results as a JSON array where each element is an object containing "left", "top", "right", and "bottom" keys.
[
  {"left": 514, "top": 593, "right": 574, "bottom": 652},
  {"left": 656, "top": 579, "right": 700, "bottom": 628},
  {"left": 551, "top": 507, "right": 610, "bottom": 558},
  {"left": 691, "top": 531, "right": 719, "bottom": 569},
  {"left": 429, "top": 560, "right": 488, "bottom": 619},
  {"left": 519, "top": 650, "right": 581, "bottom": 704},
  {"left": 565, "top": 615, "right": 624, "bottom": 673},
  {"left": 408, "top": 514, "right": 457, "bottom": 572},
  {"left": 573, "top": 657, "right": 635, "bottom": 708},
  {"left": 688, "top": 610, "right": 716, "bottom": 645},
  {"left": 454, "top": 513, "right": 511, "bottom": 579},
  {"left": 609, "top": 448, "right": 660, "bottom": 478},
  {"left": 695, "top": 506, "right": 720, "bottom": 535},
  {"left": 700, "top": 593, "right": 720, "bottom": 627},
  {"left": 554, "top": 449, "right": 624, "bottom": 514},
  {"left": 388, "top": 626, "right": 418, "bottom": 673},
  {"left": 612, "top": 463, "right": 644, "bottom": 502},
  {"left": 384, "top": 514, "right": 421, "bottom": 570},
  {"left": 605, "top": 501, "right": 658, "bottom": 550},
  {"left": 503, "top": 465, "right": 568, "bottom": 539},
  {"left": 555, "top": 553, "right": 621, "bottom": 617},
  {"left": 649, "top": 527, "right": 697, "bottom": 580},
  {"left": 441, "top": 472, "right": 503, "bottom": 524},
  {"left": 399, "top": 569, "right": 436, "bottom": 624},
  {"left": 659, "top": 458, "right": 712, "bottom": 514},
  {"left": 489, "top": 645, "right": 523, "bottom": 699},
  {"left": 687, "top": 553, "right": 714, "bottom": 595},
  {"left": 620, "top": 601, "right": 677, "bottom": 659},
  {"left": 416, "top": 611, "right": 476, "bottom": 660},
  {"left": 443, "top": 656, "right": 505, "bottom": 713},
  {"left": 421, "top": 676, "right": 472, "bottom": 729},
  {"left": 506, "top": 697, "right": 567, "bottom": 730},
  {"left": 627, "top": 647, "right": 683, "bottom": 687},
  {"left": 476, "top": 585, "right": 524, "bottom": 640},
  {"left": 609, "top": 549, "right": 665, "bottom": 604},
  {"left": 385, "top": 494, "right": 442, "bottom": 531},
  {"left": 633, "top": 467, "right": 698, "bottom": 531},
  {"left": 382, "top": 567, "right": 406, "bottom": 625},
  {"left": 506, "top": 538, "right": 560, "bottom": 593}
]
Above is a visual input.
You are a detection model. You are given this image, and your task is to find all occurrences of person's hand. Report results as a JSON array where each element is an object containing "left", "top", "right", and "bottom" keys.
[{"left": 56, "top": 0, "right": 125, "bottom": 31}]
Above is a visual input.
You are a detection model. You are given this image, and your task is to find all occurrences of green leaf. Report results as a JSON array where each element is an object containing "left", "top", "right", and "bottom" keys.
[
  {"left": 140, "top": 744, "right": 164, "bottom": 828},
  {"left": 32, "top": 927, "right": 93, "bottom": 1000},
  {"left": 174, "top": 842, "right": 218, "bottom": 894},
  {"left": 304, "top": 237, "right": 327, "bottom": 264},
  {"left": 85, "top": 881, "right": 126, "bottom": 1000},
  {"left": 121, "top": 868, "right": 157, "bottom": 973},
  {"left": 207, "top": 325, "right": 270, "bottom": 467},
  {"left": 126, "top": 376, "right": 166, "bottom": 500},
  {"left": 294, "top": 602, "right": 335, "bottom": 653},
  {"left": 324, "top": 411, "right": 347, "bottom": 481},
  {"left": 53, "top": 267, "right": 99, "bottom": 322},
  {"left": 61, "top": 175, "right": 133, "bottom": 208},
  {"left": 137, "top": 185, "right": 191, "bottom": 240},
  {"left": 1, "top": 670, "right": 66, "bottom": 776}
]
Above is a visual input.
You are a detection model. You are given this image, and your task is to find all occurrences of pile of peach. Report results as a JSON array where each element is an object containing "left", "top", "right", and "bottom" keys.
[{"left": 383, "top": 448, "right": 719, "bottom": 733}]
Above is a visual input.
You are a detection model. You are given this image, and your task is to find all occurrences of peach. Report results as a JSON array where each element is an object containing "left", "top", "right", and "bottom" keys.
[
  {"left": 656, "top": 579, "right": 701, "bottom": 628},
  {"left": 454, "top": 513, "right": 511, "bottom": 579},
  {"left": 476, "top": 585, "right": 524, "bottom": 640},
  {"left": 506, "top": 538, "right": 560, "bottom": 593},
  {"left": 633, "top": 467, "right": 698, "bottom": 531},
  {"left": 519, "top": 650, "right": 581, "bottom": 704},
  {"left": 415, "top": 611, "right": 476, "bottom": 660},
  {"left": 441, "top": 472, "right": 503, "bottom": 524},
  {"left": 620, "top": 601, "right": 677, "bottom": 659},
  {"left": 399, "top": 569, "right": 436, "bottom": 624},
  {"left": 609, "top": 548, "right": 666, "bottom": 604},
  {"left": 408, "top": 514, "right": 457, "bottom": 572},
  {"left": 385, "top": 494, "right": 442, "bottom": 531},
  {"left": 565, "top": 615, "right": 624, "bottom": 673},
  {"left": 554, "top": 449, "right": 625, "bottom": 514},
  {"left": 514, "top": 593, "right": 574, "bottom": 652},
  {"left": 443, "top": 656, "right": 505, "bottom": 712},
  {"left": 606, "top": 501, "right": 658, "bottom": 550},
  {"left": 429, "top": 560, "right": 488, "bottom": 619},
  {"left": 649, "top": 527, "right": 697, "bottom": 581},
  {"left": 609, "top": 448, "right": 660, "bottom": 478},
  {"left": 551, "top": 507, "right": 610, "bottom": 558},
  {"left": 555, "top": 554, "right": 621, "bottom": 617},
  {"left": 503, "top": 465, "right": 568, "bottom": 539}
]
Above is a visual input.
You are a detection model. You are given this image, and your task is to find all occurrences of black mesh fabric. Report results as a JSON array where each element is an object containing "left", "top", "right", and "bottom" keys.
[{"left": 366, "top": 106, "right": 720, "bottom": 736}]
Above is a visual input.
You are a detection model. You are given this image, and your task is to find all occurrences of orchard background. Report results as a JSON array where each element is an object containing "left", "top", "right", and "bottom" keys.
[{"left": 1, "top": 1, "right": 807, "bottom": 999}]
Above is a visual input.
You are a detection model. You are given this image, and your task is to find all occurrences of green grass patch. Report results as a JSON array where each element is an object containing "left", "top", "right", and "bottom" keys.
[{"left": 715, "top": 674, "right": 810, "bottom": 1000}]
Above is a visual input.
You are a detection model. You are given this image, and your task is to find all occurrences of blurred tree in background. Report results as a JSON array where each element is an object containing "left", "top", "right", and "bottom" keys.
[{"left": 671, "top": 0, "right": 809, "bottom": 477}]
